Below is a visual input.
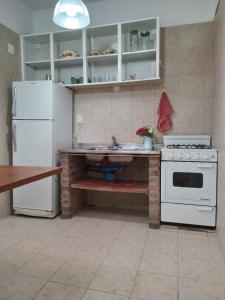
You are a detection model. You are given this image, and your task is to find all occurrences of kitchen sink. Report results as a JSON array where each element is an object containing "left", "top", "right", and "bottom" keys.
[
  {"left": 83, "top": 144, "right": 141, "bottom": 163},
  {"left": 108, "top": 155, "right": 133, "bottom": 163},
  {"left": 86, "top": 153, "right": 105, "bottom": 162}
]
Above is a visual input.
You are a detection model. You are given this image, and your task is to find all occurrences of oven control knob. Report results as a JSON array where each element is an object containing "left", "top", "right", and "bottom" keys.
[
  {"left": 203, "top": 154, "right": 209, "bottom": 160},
  {"left": 168, "top": 152, "right": 174, "bottom": 159},
  {"left": 194, "top": 153, "right": 199, "bottom": 160},
  {"left": 185, "top": 153, "right": 191, "bottom": 160}
]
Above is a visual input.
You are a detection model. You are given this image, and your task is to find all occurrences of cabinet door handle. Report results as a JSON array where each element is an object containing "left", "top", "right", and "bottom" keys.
[
  {"left": 12, "top": 124, "right": 17, "bottom": 152},
  {"left": 12, "top": 87, "right": 17, "bottom": 117}
]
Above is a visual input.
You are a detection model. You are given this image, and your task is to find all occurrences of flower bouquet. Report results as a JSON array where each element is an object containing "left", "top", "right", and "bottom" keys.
[{"left": 136, "top": 126, "right": 154, "bottom": 150}]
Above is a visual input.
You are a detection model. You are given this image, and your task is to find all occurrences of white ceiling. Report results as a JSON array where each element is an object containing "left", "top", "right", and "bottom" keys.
[{"left": 19, "top": 0, "right": 101, "bottom": 11}]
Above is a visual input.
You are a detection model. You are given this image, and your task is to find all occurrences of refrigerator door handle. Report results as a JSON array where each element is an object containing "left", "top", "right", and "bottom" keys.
[
  {"left": 12, "top": 87, "right": 17, "bottom": 117},
  {"left": 12, "top": 124, "right": 17, "bottom": 152}
]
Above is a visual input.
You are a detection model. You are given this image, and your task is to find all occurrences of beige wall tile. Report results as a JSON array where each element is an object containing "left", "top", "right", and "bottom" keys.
[
  {"left": 164, "top": 27, "right": 181, "bottom": 52},
  {"left": 179, "top": 74, "right": 204, "bottom": 100},
  {"left": 111, "top": 124, "right": 134, "bottom": 143},
  {"left": 111, "top": 99, "right": 133, "bottom": 123},
  {"left": 180, "top": 23, "right": 213, "bottom": 50},
  {"left": 180, "top": 47, "right": 212, "bottom": 75},
  {"left": 178, "top": 100, "right": 204, "bottom": 123},
  {"left": 164, "top": 50, "right": 180, "bottom": 75}
]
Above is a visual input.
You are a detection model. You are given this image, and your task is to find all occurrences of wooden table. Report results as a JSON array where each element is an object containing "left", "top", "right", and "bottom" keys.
[{"left": 0, "top": 166, "right": 62, "bottom": 193}]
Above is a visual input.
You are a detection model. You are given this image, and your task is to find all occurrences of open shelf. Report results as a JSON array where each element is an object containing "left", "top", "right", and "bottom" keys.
[
  {"left": 71, "top": 178, "right": 149, "bottom": 194},
  {"left": 87, "top": 54, "right": 118, "bottom": 63},
  {"left": 122, "top": 49, "right": 156, "bottom": 60},
  {"left": 25, "top": 60, "right": 50, "bottom": 69},
  {"left": 54, "top": 57, "right": 83, "bottom": 67},
  {"left": 64, "top": 77, "right": 160, "bottom": 89},
  {"left": 21, "top": 17, "right": 160, "bottom": 85}
]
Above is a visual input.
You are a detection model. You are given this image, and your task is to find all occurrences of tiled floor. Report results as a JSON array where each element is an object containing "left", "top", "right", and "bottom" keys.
[{"left": 0, "top": 208, "right": 225, "bottom": 300}]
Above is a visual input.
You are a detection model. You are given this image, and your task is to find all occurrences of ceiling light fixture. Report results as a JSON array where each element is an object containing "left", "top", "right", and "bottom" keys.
[{"left": 53, "top": 0, "right": 90, "bottom": 29}]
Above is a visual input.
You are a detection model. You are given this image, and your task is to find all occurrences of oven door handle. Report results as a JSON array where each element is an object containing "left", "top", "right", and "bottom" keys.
[
  {"left": 197, "top": 163, "right": 214, "bottom": 169},
  {"left": 197, "top": 206, "right": 214, "bottom": 212}
]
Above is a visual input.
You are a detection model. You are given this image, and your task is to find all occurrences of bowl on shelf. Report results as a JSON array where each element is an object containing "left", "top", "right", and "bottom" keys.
[
  {"left": 61, "top": 50, "right": 80, "bottom": 58},
  {"left": 102, "top": 48, "right": 117, "bottom": 55},
  {"left": 88, "top": 50, "right": 102, "bottom": 56}
]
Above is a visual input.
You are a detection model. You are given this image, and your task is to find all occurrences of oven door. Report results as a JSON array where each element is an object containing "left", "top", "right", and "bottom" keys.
[{"left": 161, "top": 161, "right": 217, "bottom": 206}]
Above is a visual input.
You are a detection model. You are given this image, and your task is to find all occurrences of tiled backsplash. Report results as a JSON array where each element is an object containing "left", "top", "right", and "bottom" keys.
[
  {"left": 213, "top": 0, "right": 225, "bottom": 259},
  {"left": 0, "top": 23, "right": 21, "bottom": 219},
  {"left": 74, "top": 22, "right": 213, "bottom": 145}
]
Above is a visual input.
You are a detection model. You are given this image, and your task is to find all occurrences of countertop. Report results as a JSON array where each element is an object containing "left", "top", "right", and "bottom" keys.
[{"left": 59, "top": 146, "right": 161, "bottom": 156}]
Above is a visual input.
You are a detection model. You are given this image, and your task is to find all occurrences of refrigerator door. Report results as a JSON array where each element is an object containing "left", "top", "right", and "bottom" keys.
[
  {"left": 13, "top": 120, "right": 53, "bottom": 211},
  {"left": 12, "top": 81, "right": 53, "bottom": 120}
]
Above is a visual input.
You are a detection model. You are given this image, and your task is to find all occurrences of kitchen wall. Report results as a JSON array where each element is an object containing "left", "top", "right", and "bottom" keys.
[
  {"left": 0, "top": 24, "right": 21, "bottom": 219},
  {"left": 74, "top": 22, "right": 213, "bottom": 146},
  {"left": 32, "top": 0, "right": 218, "bottom": 34},
  {"left": 213, "top": 0, "right": 225, "bottom": 259},
  {"left": 74, "top": 21, "right": 213, "bottom": 210}
]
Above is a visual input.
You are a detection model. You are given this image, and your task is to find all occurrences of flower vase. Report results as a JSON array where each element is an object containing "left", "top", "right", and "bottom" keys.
[{"left": 144, "top": 136, "right": 153, "bottom": 150}]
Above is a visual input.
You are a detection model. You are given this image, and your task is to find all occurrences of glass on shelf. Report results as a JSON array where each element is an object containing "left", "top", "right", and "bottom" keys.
[
  {"left": 140, "top": 31, "right": 150, "bottom": 50},
  {"left": 130, "top": 30, "right": 139, "bottom": 52},
  {"left": 150, "top": 29, "right": 156, "bottom": 49}
]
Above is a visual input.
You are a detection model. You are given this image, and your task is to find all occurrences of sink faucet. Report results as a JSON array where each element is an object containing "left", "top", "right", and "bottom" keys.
[{"left": 112, "top": 136, "right": 119, "bottom": 148}]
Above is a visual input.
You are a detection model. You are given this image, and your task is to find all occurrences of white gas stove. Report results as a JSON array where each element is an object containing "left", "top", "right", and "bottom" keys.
[
  {"left": 161, "top": 135, "right": 217, "bottom": 227},
  {"left": 161, "top": 135, "right": 217, "bottom": 162}
]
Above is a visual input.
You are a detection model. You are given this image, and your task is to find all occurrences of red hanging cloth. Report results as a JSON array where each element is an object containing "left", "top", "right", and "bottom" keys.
[{"left": 157, "top": 91, "right": 173, "bottom": 134}]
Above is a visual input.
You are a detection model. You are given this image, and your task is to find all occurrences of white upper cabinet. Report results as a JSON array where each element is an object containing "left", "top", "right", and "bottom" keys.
[{"left": 21, "top": 17, "right": 160, "bottom": 88}]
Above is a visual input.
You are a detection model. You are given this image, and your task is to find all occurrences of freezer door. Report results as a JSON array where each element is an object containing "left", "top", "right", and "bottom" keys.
[
  {"left": 13, "top": 120, "right": 53, "bottom": 166},
  {"left": 12, "top": 81, "right": 52, "bottom": 120},
  {"left": 13, "top": 120, "right": 54, "bottom": 211}
]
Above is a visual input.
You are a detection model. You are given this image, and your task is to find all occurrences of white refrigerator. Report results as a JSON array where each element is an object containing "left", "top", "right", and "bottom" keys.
[{"left": 12, "top": 81, "right": 73, "bottom": 218}]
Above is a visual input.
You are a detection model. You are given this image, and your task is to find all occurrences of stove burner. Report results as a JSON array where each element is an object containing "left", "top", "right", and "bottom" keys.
[{"left": 167, "top": 144, "right": 211, "bottom": 149}]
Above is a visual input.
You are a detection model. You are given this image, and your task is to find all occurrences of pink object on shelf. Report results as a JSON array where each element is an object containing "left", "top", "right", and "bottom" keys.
[{"left": 157, "top": 92, "right": 173, "bottom": 133}]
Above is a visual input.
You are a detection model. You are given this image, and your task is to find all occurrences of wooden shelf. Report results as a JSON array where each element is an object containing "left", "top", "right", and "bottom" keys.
[{"left": 71, "top": 178, "right": 149, "bottom": 194}]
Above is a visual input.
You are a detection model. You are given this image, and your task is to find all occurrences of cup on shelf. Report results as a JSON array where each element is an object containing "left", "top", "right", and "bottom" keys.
[
  {"left": 71, "top": 77, "right": 79, "bottom": 84},
  {"left": 78, "top": 76, "right": 84, "bottom": 84},
  {"left": 130, "top": 29, "right": 139, "bottom": 52},
  {"left": 46, "top": 74, "right": 51, "bottom": 80},
  {"left": 128, "top": 73, "right": 136, "bottom": 80},
  {"left": 140, "top": 31, "right": 150, "bottom": 50},
  {"left": 104, "top": 74, "right": 110, "bottom": 82},
  {"left": 150, "top": 29, "right": 156, "bottom": 49},
  {"left": 92, "top": 76, "right": 103, "bottom": 83}
]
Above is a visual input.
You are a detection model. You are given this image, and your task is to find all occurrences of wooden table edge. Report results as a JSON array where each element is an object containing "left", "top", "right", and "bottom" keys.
[{"left": 0, "top": 166, "right": 62, "bottom": 193}]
